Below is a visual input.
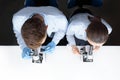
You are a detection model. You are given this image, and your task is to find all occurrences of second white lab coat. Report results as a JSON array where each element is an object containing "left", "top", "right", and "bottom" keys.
[{"left": 66, "top": 13, "right": 112, "bottom": 45}]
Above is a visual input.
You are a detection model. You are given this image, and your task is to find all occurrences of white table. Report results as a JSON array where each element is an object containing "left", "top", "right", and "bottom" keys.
[{"left": 0, "top": 46, "right": 120, "bottom": 80}]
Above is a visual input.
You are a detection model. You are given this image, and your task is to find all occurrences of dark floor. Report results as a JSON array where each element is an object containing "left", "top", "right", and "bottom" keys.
[{"left": 0, "top": 0, "right": 120, "bottom": 45}]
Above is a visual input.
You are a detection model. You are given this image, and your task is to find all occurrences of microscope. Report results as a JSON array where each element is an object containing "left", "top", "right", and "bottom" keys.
[
  {"left": 80, "top": 45, "right": 93, "bottom": 62},
  {"left": 30, "top": 47, "right": 44, "bottom": 63}
]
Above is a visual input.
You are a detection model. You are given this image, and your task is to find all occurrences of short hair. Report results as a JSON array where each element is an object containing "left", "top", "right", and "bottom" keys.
[
  {"left": 86, "top": 16, "right": 109, "bottom": 43},
  {"left": 21, "top": 17, "right": 46, "bottom": 49}
]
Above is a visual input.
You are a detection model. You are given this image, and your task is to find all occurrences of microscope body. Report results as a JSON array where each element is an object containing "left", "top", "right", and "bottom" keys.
[
  {"left": 80, "top": 45, "right": 93, "bottom": 62},
  {"left": 30, "top": 48, "right": 43, "bottom": 63}
]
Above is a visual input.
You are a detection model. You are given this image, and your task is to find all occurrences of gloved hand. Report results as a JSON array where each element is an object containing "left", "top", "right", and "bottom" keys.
[
  {"left": 22, "top": 47, "right": 32, "bottom": 59},
  {"left": 42, "top": 41, "right": 56, "bottom": 54}
]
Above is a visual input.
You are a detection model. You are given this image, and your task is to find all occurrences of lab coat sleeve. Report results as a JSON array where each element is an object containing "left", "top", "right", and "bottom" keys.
[
  {"left": 12, "top": 15, "right": 27, "bottom": 49},
  {"left": 50, "top": 15, "right": 68, "bottom": 45},
  {"left": 66, "top": 25, "right": 76, "bottom": 45},
  {"left": 52, "top": 29, "right": 66, "bottom": 45},
  {"left": 51, "top": 17, "right": 68, "bottom": 45},
  {"left": 66, "top": 35, "right": 76, "bottom": 45}
]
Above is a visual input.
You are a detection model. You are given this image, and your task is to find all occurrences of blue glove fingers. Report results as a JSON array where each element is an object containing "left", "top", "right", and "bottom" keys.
[
  {"left": 22, "top": 47, "right": 32, "bottom": 59},
  {"left": 43, "top": 46, "right": 55, "bottom": 54},
  {"left": 43, "top": 41, "right": 56, "bottom": 54},
  {"left": 22, "top": 53, "right": 32, "bottom": 59},
  {"left": 42, "top": 48, "right": 54, "bottom": 54}
]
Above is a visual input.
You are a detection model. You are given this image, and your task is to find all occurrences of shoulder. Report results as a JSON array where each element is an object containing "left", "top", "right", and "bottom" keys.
[
  {"left": 12, "top": 8, "right": 28, "bottom": 25},
  {"left": 69, "top": 13, "right": 91, "bottom": 29},
  {"left": 12, "top": 8, "right": 29, "bottom": 31}
]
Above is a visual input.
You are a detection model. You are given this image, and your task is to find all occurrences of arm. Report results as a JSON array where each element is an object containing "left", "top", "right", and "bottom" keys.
[
  {"left": 66, "top": 35, "right": 76, "bottom": 45},
  {"left": 12, "top": 15, "right": 33, "bottom": 59},
  {"left": 42, "top": 29, "right": 67, "bottom": 54},
  {"left": 42, "top": 16, "right": 68, "bottom": 54},
  {"left": 66, "top": 23, "right": 76, "bottom": 46},
  {"left": 66, "top": 35, "right": 80, "bottom": 54},
  {"left": 52, "top": 29, "right": 66, "bottom": 45},
  {"left": 12, "top": 15, "right": 27, "bottom": 49},
  {"left": 66, "top": 25, "right": 80, "bottom": 54},
  {"left": 52, "top": 15, "right": 68, "bottom": 45}
]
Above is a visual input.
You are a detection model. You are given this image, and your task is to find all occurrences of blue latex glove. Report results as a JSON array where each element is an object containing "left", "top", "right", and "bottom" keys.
[
  {"left": 42, "top": 41, "right": 56, "bottom": 54},
  {"left": 22, "top": 47, "right": 32, "bottom": 59}
]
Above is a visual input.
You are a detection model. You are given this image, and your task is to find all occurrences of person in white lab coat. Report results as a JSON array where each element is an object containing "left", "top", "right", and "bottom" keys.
[
  {"left": 66, "top": 7, "right": 112, "bottom": 54},
  {"left": 12, "top": 0, "right": 68, "bottom": 59}
]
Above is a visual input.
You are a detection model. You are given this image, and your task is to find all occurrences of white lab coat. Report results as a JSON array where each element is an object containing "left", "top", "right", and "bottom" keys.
[
  {"left": 12, "top": 6, "right": 68, "bottom": 49},
  {"left": 66, "top": 13, "right": 112, "bottom": 45}
]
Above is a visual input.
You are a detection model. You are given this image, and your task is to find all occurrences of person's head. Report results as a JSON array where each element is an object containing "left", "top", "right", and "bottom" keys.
[
  {"left": 86, "top": 16, "right": 109, "bottom": 48},
  {"left": 21, "top": 14, "right": 48, "bottom": 50}
]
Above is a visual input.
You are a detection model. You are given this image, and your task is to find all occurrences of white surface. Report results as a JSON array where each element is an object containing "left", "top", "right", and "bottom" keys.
[{"left": 0, "top": 46, "right": 120, "bottom": 80}]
